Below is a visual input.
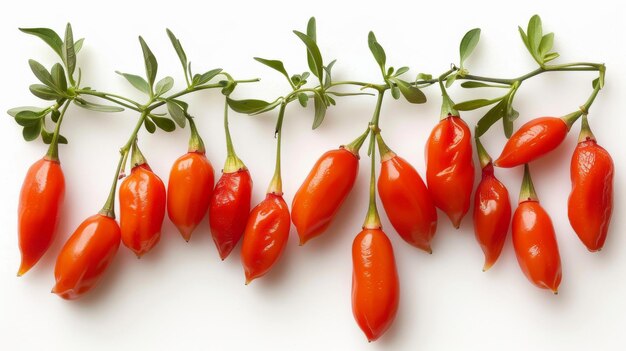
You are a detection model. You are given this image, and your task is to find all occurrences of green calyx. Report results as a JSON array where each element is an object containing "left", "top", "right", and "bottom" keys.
[
  {"left": 130, "top": 139, "right": 147, "bottom": 168},
  {"left": 343, "top": 126, "right": 370, "bottom": 157},
  {"left": 375, "top": 133, "right": 395, "bottom": 162},
  {"left": 578, "top": 114, "right": 596, "bottom": 143},
  {"left": 187, "top": 117, "right": 205, "bottom": 153},
  {"left": 222, "top": 98, "right": 246, "bottom": 173},
  {"left": 439, "top": 78, "right": 459, "bottom": 120},
  {"left": 519, "top": 164, "right": 539, "bottom": 203},
  {"left": 475, "top": 136, "right": 492, "bottom": 169}
]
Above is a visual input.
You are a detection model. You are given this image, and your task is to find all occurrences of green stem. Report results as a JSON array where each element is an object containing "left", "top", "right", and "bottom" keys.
[
  {"left": 99, "top": 111, "right": 149, "bottom": 218},
  {"left": 363, "top": 127, "right": 381, "bottom": 229},
  {"left": 267, "top": 102, "right": 287, "bottom": 195},
  {"left": 45, "top": 100, "right": 71, "bottom": 162},
  {"left": 222, "top": 98, "right": 245, "bottom": 172},
  {"left": 367, "top": 91, "right": 385, "bottom": 155},
  {"left": 519, "top": 164, "right": 539, "bottom": 203},
  {"left": 438, "top": 69, "right": 459, "bottom": 120}
]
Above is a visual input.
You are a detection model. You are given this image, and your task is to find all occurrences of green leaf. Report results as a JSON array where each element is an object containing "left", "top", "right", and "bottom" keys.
[
  {"left": 390, "top": 84, "right": 400, "bottom": 99},
  {"left": 62, "top": 23, "right": 76, "bottom": 79},
  {"left": 503, "top": 116, "right": 514, "bottom": 138},
  {"left": 23, "top": 120, "right": 42, "bottom": 141},
  {"left": 227, "top": 98, "right": 276, "bottom": 115},
  {"left": 74, "top": 38, "right": 84, "bottom": 53},
  {"left": 165, "top": 29, "right": 188, "bottom": 75},
  {"left": 51, "top": 63, "right": 67, "bottom": 92},
  {"left": 312, "top": 93, "right": 327, "bottom": 129},
  {"left": 51, "top": 109, "right": 60, "bottom": 122},
  {"left": 116, "top": 71, "right": 150, "bottom": 94},
  {"left": 15, "top": 110, "right": 45, "bottom": 126},
  {"left": 459, "top": 28, "right": 481, "bottom": 67},
  {"left": 19, "top": 28, "right": 63, "bottom": 58},
  {"left": 390, "top": 78, "right": 426, "bottom": 104},
  {"left": 144, "top": 118, "right": 156, "bottom": 133},
  {"left": 323, "top": 59, "right": 336, "bottom": 88},
  {"left": 368, "top": 31, "right": 386, "bottom": 71},
  {"left": 527, "top": 15, "right": 543, "bottom": 53},
  {"left": 192, "top": 68, "right": 222, "bottom": 86},
  {"left": 29, "top": 84, "right": 61, "bottom": 100},
  {"left": 454, "top": 98, "right": 501, "bottom": 111},
  {"left": 305, "top": 17, "right": 317, "bottom": 78},
  {"left": 150, "top": 115, "right": 176, "bottom": 132},
  {"left": 475, "top": 101, "right": 505, "bottom": 137},
  {"left": 221, "top": 81, "right": 236, "bottom": 96},
  {"left": 249, "top": 99, "right": 282, "bottom": 116},
  {"left": 73, "top": 98, "right": 124, "bottom": 112},
  {"left": 138, "top": 36, "right": 158, "bottom": 88},
  {"left": 538, "top": 32, "right": 554, "bottom": 57},
  {"left": 155, "top": 76, "right": 174, "bottom": 96},
  {"left": 461, "top": 81, "right": 510, "bottom": 89},
  {"left": 28, "top": 60, "right": 60, "bottom": 92},
  {"left": 254, "top": 57, "right": 290, "bottom": 82},
  {"left": 41, "top": 129, "right": 68, "bottom": 144},
  {"left": 518, "top": 26, "right": 531, "bottom": 53},
  {"left": 7, "top": 106, "right": 46, "bottom": 118},
  {"left": 293, "top": 30, "right": 323, "bottom": 82},
  {"left": 445, "top": 73, "right": 457, "bottom": 88},
  {"left": 543, "top": 52, "right": 559, "bottom": 63},
  {"left": 166, "top": 100, "right": 187, "bottom": 128},
  {"left": 394, "top": 66, "right": 409, "bottom": 76},
  {"left": 298, "top": 93, "right": 308, "bottom": 107}
]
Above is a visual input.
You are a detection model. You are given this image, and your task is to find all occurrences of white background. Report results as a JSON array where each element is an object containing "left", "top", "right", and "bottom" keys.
[{"left": 1, "top": 0, "right": 624, "bottom": 350}]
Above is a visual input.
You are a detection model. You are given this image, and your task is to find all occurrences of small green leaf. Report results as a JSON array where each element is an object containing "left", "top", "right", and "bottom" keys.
[
  {"left": 538, "top": 32, "right": 554, "bottom": 57},
  {"left": 249, "top": 99, "right": 282, "bottom": 116},
  {"left": 62, "top": 23, "right": 76, "bottom": 79},
  {"left": 387, "top": 67, "right": 394, "bottom": 76},
  {"left": 116, "top": 71, "right": 150, "bottom": 94},
  {"left": 7, "top": 106, "right": 46, "bottom": 118},
  {"left": 323, "top": 59, "right": 337, "bottom": 89},
  {"left": 368, "top": 31, "right": 386, "bottom": 71},
  {"left": 454, "top": 98, "right": 501, "bottom": 111},
  {"left": 227, "top": 98, "right": 276, "bottom": 114},
  {"left": 503, "top": 116, "right": 514, "bottom": 138},
  {"left": 390, "top": 78, "right": 426, "bottom": 104},
  {"left": 15, "top": 110, "right": 45, "bottom": 126},
  {"left": 51, "top": 109, "right": 60, "bottom": 122},
  {"left": 28, "top": 60, "right": 60, "bottom": 92},
  {"left": 293, "top": 30, "right": 323, "bottom": 82},
  {"left": 394, "top": 66, "right": 409, "bottom": 76},
  {"left": 51, "top": 63, "right": 67, "bottom": 92},
  {"left": 138, "top": 36, "right": 158, "bottom": 88},
  {"left": 592, "top": 78, "right": 600, "bottom": 89},
  {"left": 19, "top": 28, "right": 63, "bottom": 58},
  {"left": 543, "top": 52, "right": 559, "bottom": 63},
  {"left": 518, "top": 26, "right": 531, "bottom": 53},
  {"left": 305, "top": 17, "right": 317, "bottom": 78},
  {"left": 150, "top": 115, "right": 176, "bottom": 132},
  {"left": 390, "top": 85, "right": 400, "bottom": 99},
  {"left": 29, "top": 84, "right": 61, "bottom": 100},
  {"left": 74, "top": 38, "right": 84, "bottom": 53},
  {"left": 166, "top": 29, "right": 188, "bottom": 75},
  {"left": 527, "top": 15, "right": 543, "bottom": 53},
  {"left": 221, "top": 81, "right": 237, "bottom": 96},
  {"left": 461, "top": 81, "right": 510, "bottom": 89},
  {"left": 254, "top": 57, "right": 290, "bottom": 82},
  {"left": 144, "top": 118, "right": 156, "bottom": 133},
  {"left": 475, "top": 101, "right": 505, "bottom": 137},
  {"left": 166, "top": 100, "right": 187, "bottom": 128},
  {"left": 73, "top": 98, "right": 124, "bottom": 112},
  {"left": 23, "top": 120, "right": 42, "bottom": 141},
  {"left": 445, "top": 73, "right": 457, "bottom": 88},
  {"left": 155, "top": 76, "right": 174, "bottom": 96},
  {"left": 312, "top": 93, "right": 327, "bottom": 129},
  {"left": 41, "top": 129, "right": 67, "bottom": 144},
  {"left": 192, "top": 68, "right": 222, "bottom": 86},
  {"left": 298, "top": 93, "right": 308, "bottom": 107},
  {"left": 459, "top": 28, "right": 481, "bottom": 67}
]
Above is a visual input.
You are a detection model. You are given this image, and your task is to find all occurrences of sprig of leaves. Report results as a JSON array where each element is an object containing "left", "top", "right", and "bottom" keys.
[
  {"left": 455, "top": 83, "right": 520, "bottom": 138},
  {"left": 446, "top": 28, "right": 481, "bottom": 87},
  {"left": 519, "top": 15, "right": 559, "bottom": 67}
]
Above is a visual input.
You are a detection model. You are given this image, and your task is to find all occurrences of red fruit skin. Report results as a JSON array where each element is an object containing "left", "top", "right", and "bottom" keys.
[
  {"left": 568, "top": 139, "right": 614, "bottom": 251},
  {"left": 17, "top": 158, "right": 65, "bottom": 276},
  {"left": 209, "top": 169, "right": 253, "bottom": 260},
  {"left": 352, "top": 229, "right": 399, "bottom": 342},
  {"left": 472, "top": 164, "right": 512, "bottom": 271},
  {"left": 291, "top": 148, "right": 359, "bottom": 245},
  {"left": 425, "top": 116, "right": 475, "bottom": 228},
  {"left": 241, "top": 193, "right": 290, "bottom": 283},
  {"left": 119, "top": 164, "right": 166, "bottom": 257},
  {"left": 52, "top": 214, "right": 121, "bottom": 300},
  {"left": 512, "top": 201, "right": 562, "bottom": 293},
  {"left": 378, "top": 154, "right": 437, "bottom": 253},
  {"left": 167, "top": 152, "right": 214, "bottom": 241},
  {"left": 495, "top": 117, "right": 568, "bottom": 168}
]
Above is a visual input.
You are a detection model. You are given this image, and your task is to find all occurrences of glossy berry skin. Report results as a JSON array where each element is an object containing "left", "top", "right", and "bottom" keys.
[
  {"left": 568, "top": 139, "right": 614, "bottom": 251},
  {"left": 52, "top": 214, "right": 121, "bottom": 300},
  {"left": 241, "top": 193, "right": 290, "bottom": 283},
  {"left": 119, "top": 164, "right": 166, "bottom": 257},
  {"left": 209, "top": 169, "right": 253, "bottom": 260},
  {"left": 378, "top": 153, "right": 437, "bottom": 253},
  {"left": 425, "top": 115, "right": 475, "bottom": 228},
  {"left": 352, "top": 229, "right": 399, "bottom": 342},
  {"left": 17, "top": 158, "right": 65, "bottom": 276},
  {"left": 512, "top": 201, "right": 561, "bottom": 293},
  {"left": 291, "top": 148, "right": 359, "bottom": 245},
  {"left": 473, "top": 164, "right": 511, "bottom": 271},
  {"left": 495, "top": 117, "right": 568, "bottom": 168},
  {"left": 167, "top": 151, "right": 214, "bottom": 241}
]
